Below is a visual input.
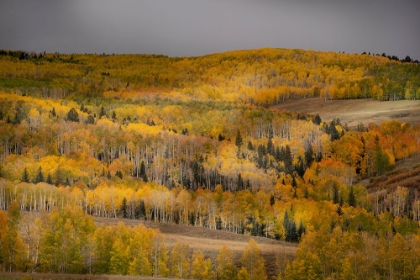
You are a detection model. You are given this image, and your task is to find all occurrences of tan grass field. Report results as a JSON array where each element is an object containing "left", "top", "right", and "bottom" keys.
[
  {"left": 94, "top": 217, "right": 297, "bottom": 278},
  {"left": 273, "top": 98, "right": 420, "bottom": 127}
]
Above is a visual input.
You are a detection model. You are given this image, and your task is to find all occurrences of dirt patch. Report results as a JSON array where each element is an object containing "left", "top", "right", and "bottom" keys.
[{"left": 272, "top": 98, "right": 420, "bottom": 127}]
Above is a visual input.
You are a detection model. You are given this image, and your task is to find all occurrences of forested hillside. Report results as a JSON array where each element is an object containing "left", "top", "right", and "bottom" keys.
[
  {"left": 1, "top": 48, "right": 420, "bottom": 279},
  {"left": 1, "top": 48, "right": 419, "bottom": 104}
]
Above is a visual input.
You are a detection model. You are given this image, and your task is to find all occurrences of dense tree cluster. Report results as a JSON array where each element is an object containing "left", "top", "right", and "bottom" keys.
[
  {"left": 0, "top": 205, "right": 269, "bottom": 278},
  {"left": 0, "top": 48, "right": 419, "bottom": 105},
  {"left": 0, "top": 48, "right": 420, "bottom": 278}
]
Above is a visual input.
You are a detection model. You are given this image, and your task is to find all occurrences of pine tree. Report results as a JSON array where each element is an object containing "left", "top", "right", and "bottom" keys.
[
  {"left": 21, "top": 167, "right": 29, "bottom": 183},
  {"left": 139, "top": 161, "right": 148, "bottom": 182},
  {"left": 313, "top": 114, "right": 322, "bottom": 125},
  {"left": 247, "top": 140, "right": 254, "bottom": 151},
  {"left": 291, "top": 175, "right": 297, "bottom": 188},
  {"left": 332, "top": 182, "right": 339, "bottom": 204},
  {"left": 284, "top": 145, "right": 293, "bottom": 174},
  {"left": 267, "top": 136, "right": 274, "bottom": 155},
  {"left": 115, "top": 170, "right": 123, "bottom": 179},
  {"left": 120, "top": 197, "right": 128, "bottom": 218},
  {"left": 46, "top": 173, "right": 53, "bottom": 184},
  {"left": 348, "top": 186, "right": 356, "bottom": 207},
  {"left": 66, "top": 108, "right": 79, "bottom": 122},
  {"left": 237, "top": 173, "right": 244, "bottom": 190},
  {"left": 298, "top": 220, "right": 306, "bottom": 240},
  {"left": 99, "top": 105, "right": 107, "bottom": 118},
  {"left": 235, "top": 129, "right": 243, "bottom": 148},
  {"left": 33, "top": 166, "right": 44, "bottom": 183},
  {"left": 85, "top": 115, "right": 95, "bottom": 124}
]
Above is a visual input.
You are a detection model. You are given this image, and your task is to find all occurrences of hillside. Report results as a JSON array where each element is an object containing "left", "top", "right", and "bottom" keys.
[
  {"left": 1, "top": 48, "right": 420, "bottom": 279},
  {"left": 1, "top": 48, "right": 419, "bottom": 104},
  {"left": 94, "top": 216, "right": 297, "bottom": 278},
  {"left": 273, "top": 98, "right": 420, "bottom": 127}
]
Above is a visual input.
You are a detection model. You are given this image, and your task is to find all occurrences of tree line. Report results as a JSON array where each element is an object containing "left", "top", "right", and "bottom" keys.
[
  {"left": 0, "top": 202, "right": 268, "bottom": 279},
  {"left": 1, "top": 48, "right": 419, "bottom": 105}
]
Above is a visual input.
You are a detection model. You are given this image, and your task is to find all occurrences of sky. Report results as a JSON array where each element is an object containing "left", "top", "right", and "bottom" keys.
[{"left": 1, "top": 0, "right": 419, "bottom": 60}]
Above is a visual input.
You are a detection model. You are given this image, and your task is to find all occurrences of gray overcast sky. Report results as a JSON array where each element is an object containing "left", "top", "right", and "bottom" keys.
[{"left": 1, "top": 0, "right": 419, "bottom": 60}]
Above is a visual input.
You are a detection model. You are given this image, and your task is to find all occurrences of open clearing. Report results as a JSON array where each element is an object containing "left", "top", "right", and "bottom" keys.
[
  {"left": 14, "top": 214, "right": 296, "bottom": 279},
  {"left": 272, "top": 98, "right": 420, "bottom": 127},
  {"left": 94, "top": 217, "right": 297, "bottom": 278}
]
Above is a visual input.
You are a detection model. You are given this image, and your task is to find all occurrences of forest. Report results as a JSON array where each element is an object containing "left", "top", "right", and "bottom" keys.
[{"left": 0, "top": 48, "right": 420, "bottom": 279}]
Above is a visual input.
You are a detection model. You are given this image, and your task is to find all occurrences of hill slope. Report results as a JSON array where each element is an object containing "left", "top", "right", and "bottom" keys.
[{"left": 273, "top": 98, "right": 420, "bottom": 127}]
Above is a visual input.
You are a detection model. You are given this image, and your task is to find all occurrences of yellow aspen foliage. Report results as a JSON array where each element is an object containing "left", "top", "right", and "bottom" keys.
[
  {"left": 216, "top": 245, "right": 237, "bottom": 280},
  {"left": 240, "top": 239, "right": 267, "bottom": 280},
  {"left": 237, "top": 267, "right": 251, "bottom": 280},
  {"left": 150, "top": 231, "right": 169, "bottom": 277},
  {"left": 170, "top": 241, "right": 190, "bottom": 279},
  {"left": 190, "top": 249, "right": 214, "bottom": 280}
]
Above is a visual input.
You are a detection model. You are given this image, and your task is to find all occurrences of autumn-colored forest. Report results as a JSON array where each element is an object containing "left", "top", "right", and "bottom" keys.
[{"left": 1, "top": 48, "right": 420, "bottom": 279}]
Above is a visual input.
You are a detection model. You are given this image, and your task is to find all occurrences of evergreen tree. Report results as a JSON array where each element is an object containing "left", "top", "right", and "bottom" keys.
[
  {"left": 46, "top": 173, "right": 53, "bottom": 184},
  {"left": 120, "top": 197, "right": 128, "bottom": 218},
  {"left": 66, "top": 108, "right": 79, "bottom": 122},
  {"left": 235, "top": 129, "right": 243, "bottom": 148},
  {"left": 298, "top": 220, "right": 306, "bottom": 240},
  {"left": 237, "top": 173, "right": 244, "bottom": 190},
  {"left": 267, "top": 136, "right": 274, "bottom": 155},
  {"left": 332, "top": 182, "right": 339, "bottom": 204},
  {"left": 115, "top": 170, "right": 123, "bottom": 179},
  {"left": 136, "top": 200, "right": 146, "bottom": 219},
  {"left": 313, "top": 114, "right": 322, "bottom": 125},
  {"left": 139, "top": 161, "right": 148, "bottom": 182},
  {"left": 348, "top": 186, "right": 356, "bottom": 207},
  {"left": 336, "top": 206, "right": 343, "bottom": 216},
  {"left": 291, "top": 175, "right": 297, "bottom": 188},
  {"left": 13, "top": 111, "right": 21, "bottom": 124},
  {"left": 304, "top": 188, "right": 309, "bottom": 199},
  {"left": 235, "top": 129, "right": 243, "bottom": 158},
  {"left": 304, "top": 144, "right": 314, "bottom": 168},
  {"left": 284, "top": 145, "right": 293, "bottom": 174},
  {"left": 247, "top": 140, "right": 254, "bottom": 151},
  {"left": 85, "top": 115, "right": 95, "bottom": 124},
  {"left": 33, "top": 166, "right": 44, "bottom": 183},
  {"left": 21, "top": 167, "right": 30, "bottom": 183},
  {"left": 99, "top": 105, "right": 107, "bottom": 118}
]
